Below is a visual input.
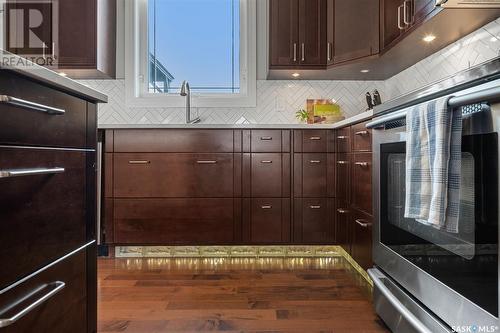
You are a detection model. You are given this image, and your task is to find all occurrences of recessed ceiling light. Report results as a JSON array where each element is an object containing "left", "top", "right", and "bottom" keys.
[
  {"left": 360, "top": 69, "right": 370, "bottom": 73},
  {"left": 423, "top": 35, "right": 436, "bottom": 43},
  {"left": 292, "top": 72, "right": 300, "bottom": 78}
]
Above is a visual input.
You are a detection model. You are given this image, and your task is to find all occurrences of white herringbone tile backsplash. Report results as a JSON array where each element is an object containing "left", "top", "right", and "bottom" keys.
[{"left": 80, "top": 18, "right": 500, "bottom": 126}]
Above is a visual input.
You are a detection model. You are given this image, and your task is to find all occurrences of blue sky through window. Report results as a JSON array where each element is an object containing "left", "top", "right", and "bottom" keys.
[{"left": 148, "top": 0, "right": 240, "bottom": 94}]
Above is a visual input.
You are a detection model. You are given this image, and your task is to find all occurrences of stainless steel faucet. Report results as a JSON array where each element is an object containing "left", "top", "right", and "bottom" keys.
[{"left": 180, "top": 81, "right": 200, "bottom": 124}]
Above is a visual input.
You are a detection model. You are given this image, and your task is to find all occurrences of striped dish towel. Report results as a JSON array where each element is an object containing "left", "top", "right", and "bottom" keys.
[{"left": 404, "top": 96, "right": 462, "bottom": 233}]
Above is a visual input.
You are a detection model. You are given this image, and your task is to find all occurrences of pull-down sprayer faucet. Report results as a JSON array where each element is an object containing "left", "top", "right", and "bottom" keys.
[{"left": 180, "top": 80, "right": 201, "bottom": 124}]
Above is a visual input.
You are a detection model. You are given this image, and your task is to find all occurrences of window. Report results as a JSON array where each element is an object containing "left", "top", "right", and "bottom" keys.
[{"left": 125, "top": 0, "right": 256, "bottom": 108}]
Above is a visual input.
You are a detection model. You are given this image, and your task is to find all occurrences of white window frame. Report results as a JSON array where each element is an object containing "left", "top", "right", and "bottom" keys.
[{"left": 124, "top": 0, "right": 256, "bottom": 108}]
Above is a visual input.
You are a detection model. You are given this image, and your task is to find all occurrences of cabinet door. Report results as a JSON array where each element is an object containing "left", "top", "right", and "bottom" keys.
[
  {"left": 335, "top": 127, "right": 351, "bottom": 153},
  {"left": 302, "top": 153, "right": 328, "bottom": 197},
  {"left": 298, "top": 0, "right": 327, "bottom": 66},
  {"left": 251, "top": 153, "right": 284, "bottom": 197},
  {"left": 351, "top": 209, "right": 373, "bottom": 270},
  {"left": 335, "top": 153, "right": 351, "bottom": 203},
  {"left": 58, "top": 0, "right": 97, "bottom": 68},
  {"left": 380, "top": 0, "right": 406, "bottom": 49},
  {"left": 333, "top": 0, "right": 379, "bottom": 64},
  {"left": 352, "top": 153, "right": 372, "bottom": 214},
  {"left": 412, "top": 0, "right": 437, "bottom": 25},
  {"left": 269, "top": 0, "right": 299, "bottom": 67},
  {"left": 294, "top": 198, "right": 334, "bottom": 244},
  {"left": 351, "top": 122, "right": 372, "bottom": 152},
  {"left": 326, "top": 0, "right": 335, "bottom": 66},
  {"left": 335, "top": 200, "right": 351, "bottom": 254},
  {"left": 246, "top": 198, "right": 291, "bottom": 243}
]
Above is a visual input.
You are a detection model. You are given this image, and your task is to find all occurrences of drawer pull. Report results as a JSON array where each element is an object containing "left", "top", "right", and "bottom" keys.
[
  {"left": 309, "top": 205, "right": 322, "bottom": 209},
  {"left": 337, "top": 135, "right": 349, "bottom": 139},
  {"left": 260, "top": 136, "right": 273, "bottom": 141},
  {"left": 337, "top": 208, "right": 349, "bottom": 214},
  {"left": 0, "top": 95, "right": 65, "bottom": 115},
  {"left": 355, "top": 130, "right": 369, "bottom": 136},
  {"left": 309, "top": 160, "right": 321, "bottom": 164},
  {"left": 355, "top": 162, "right": 369, "bottom": 167},
  {"left": 309, "top": 136, "right": 321, "bottom": 140},
  {"left": 261, "top": 160, "right": 273, "bottom": 164},
  {"left": 261, "top": 205, "right": 273, "bottom": 209},
  {"left": 196, "top": 160, "right": 217, "bottom": 164},
  {"left": 128, "top": 160, "right": 150, "bottom": 164},
  {"left": 337, "top": 161, "right": 348, "bottom": 165},
  {"left": 0, "top": 281, "right": 65, "bottom": 328},
  {"left": 0, "top": 167, "right": 65, "bottom": 178},
  {"left": 355, "top": 219, "right": 372, "bottom": 228}
]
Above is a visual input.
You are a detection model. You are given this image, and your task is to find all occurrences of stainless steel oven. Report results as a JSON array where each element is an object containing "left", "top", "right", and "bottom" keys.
[{"left": 367, "top": 59, "right": 500, "bottom": 333}]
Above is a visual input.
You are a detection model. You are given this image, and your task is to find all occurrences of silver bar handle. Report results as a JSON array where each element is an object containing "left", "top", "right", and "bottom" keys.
[
  {"left": 293, "top": 43, "right": 297, "bottom": 62},
  {"left": 0, "top": 167, "right": 65, "bottom": 178},
  {"left": 354, "top": 130, "right": 369, "bottom": 136},
  {"left": 261, "top": 160, "right": 273, "bottom": 164},
  {"left": 0, "top": 281, "right": 65, "bottom": 328},
  {"left": 337, "top": 208, "right": 349, "bottom": 214},
  {"left": 309, "top": 136, "right": 321, "bottom": 140},
  {"left": 337, "top": 135, "right": 348, "bottom": 139},
  {"left": 0, "top": 95, "right": 65, "bottom": 115},
  {"left": 368, "top": 269, "right": 433, "bottom": 333},
  {"left": 327, "top": 42, "right": 331, "bottom": 62},
  {"left": 196, "top": 160, "right": 217, "bottom": 164},
  {"left": 260, "top": 136, "right": 273, "bottom": 141},
  {"left": 301, "top": 43, "right": 305, "bottom": 62},
  {"left": 309, "top": 160, "right": 321, "bottom": 164},
  {"left": 397, "top": 4, "right": 405, "bottom": 29},
  {"left": 309, "top": 205, "right": 321, "bottom": 209},
  {"left": 355, "top": 219, "right": 372, "bottom": 228},
  {"left": 261, "top": 205, "right": 272, "bottom": 209},
  {"left": 354, "top": 162, "right": 369, "bottom": 167},
  {"left": 337, "top": 160, "right": 348, "bottom": 165},
  {"left": 129, "top": 160, "right": 150, "bottom": 164},
  {"left": 403, "top": 0, "right": 412, "bottom": 25}
]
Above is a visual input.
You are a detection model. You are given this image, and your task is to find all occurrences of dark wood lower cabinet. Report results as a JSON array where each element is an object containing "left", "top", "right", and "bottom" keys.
[
  {"left": 335, "top": 200, "right": 351, "bottom": 254},
  {"left": 351, "top": 209, "right": 373, "bottom": 270},
  {"left": 113, "top": 198, "right": 240, "bottom": 245},
  {"left": 243, "top": 198, "right": 291, "bottom": 243},
  {"left": 294, "top": 198, "right": 335, "bottom": 244}
]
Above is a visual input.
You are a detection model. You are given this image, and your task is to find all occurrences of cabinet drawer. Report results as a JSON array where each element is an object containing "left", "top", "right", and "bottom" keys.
[
  {"left": 251, "top": 153, "right": 290, "bottom": 197},
  {"left": 113, "top": 153, "right": 234, "bottom": 197},
  {"left": 0, "top": 71, "right": 88, "bottom": 149},
  {"left": 250, "top": 130, "right": 283, "bottom": 152},
  {"left": 0, "top": 247, "right": 87, "bottom": 333},
  {"left": 302, "top": 130, "right": 328, "bottom": 152},
  {"left": 294, "top": 198, "right": 334, "bottom": 244},
  {"left": 113, "top": 129, "right": 234, "bottom": 152},
  {"left": 302, "top": 153, "right": 327, "bottom": 197},
  {"left": 0, "top": 147, "right": 87, "bottom": 289},
  {"left": 352, "top": 153, "right": 372, "bottom": 214},
  {"left": 245, "top": 198, "right": 290, "bottom": 243},
  {"left": 335, "top": 153, "right": 351, "bottom": 203},
  {"left": 351, "top": 209, "right": 373, "bottom": 270},
  {"left": 351, "top": 121, "right": 372, "bottom": 152},
  {"left": 335, "top": 127, "right": 351, "bottom": 153},
  {"left": 335, "top": 200, "right": 351, "bottom": 254},
  {"left": 114, "top": 198, "right": 237, "bottom": 244}
]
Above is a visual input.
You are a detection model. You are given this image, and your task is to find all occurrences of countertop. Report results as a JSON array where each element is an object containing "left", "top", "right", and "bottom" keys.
[
  {"left": 0, "top": 51, "right": 108, "bottom": 103},
  {"left": 99, "top": 110, "right": 373, "bottom": 130}
]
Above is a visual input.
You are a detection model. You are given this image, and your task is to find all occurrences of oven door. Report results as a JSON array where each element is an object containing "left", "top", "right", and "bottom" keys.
[{"left": 371, "top": 103, "right": 499, "bottom": 330}]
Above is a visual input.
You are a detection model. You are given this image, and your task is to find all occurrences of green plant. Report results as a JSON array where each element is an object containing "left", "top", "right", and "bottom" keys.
[{"left": 295, "top": 109, "right": 308, "bottom": 123}]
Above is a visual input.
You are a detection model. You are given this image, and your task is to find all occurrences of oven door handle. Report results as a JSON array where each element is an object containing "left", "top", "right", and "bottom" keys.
[
  {"left": 368, "top": 269, "right": 433, "bottom": 333},
  {"left": 366, "top": 110, "right": 407, "bottom": 129}
]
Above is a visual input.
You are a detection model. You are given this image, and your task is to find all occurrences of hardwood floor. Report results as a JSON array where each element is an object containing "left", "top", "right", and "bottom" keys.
[{"left": 98, "top": 257, "right": 389, "bottom": 333}]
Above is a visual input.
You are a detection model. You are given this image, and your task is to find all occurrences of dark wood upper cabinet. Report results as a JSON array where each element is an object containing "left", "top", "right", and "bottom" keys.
[
  {"left": 326, "top": 0, "right": 335, "bottom": 66},
  {"left": 269, "top": 0, "right": 326, "bottom": 68},
  {"left": 298, "top": 0, "right": 327, "bottom": 66},
  {"left": 5, "top": 0, "right": 116, "bottom": 78},
  {"left": 331, "top": 0, "right": 379, "bottom": 64},
  {"left": 269, "top": 0, "right": 299, "bottom": 67}
]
